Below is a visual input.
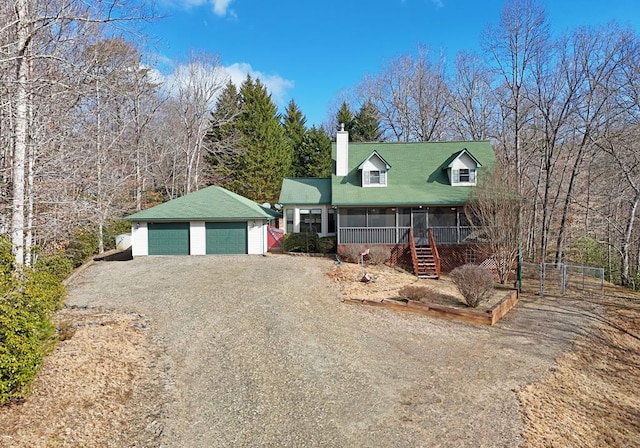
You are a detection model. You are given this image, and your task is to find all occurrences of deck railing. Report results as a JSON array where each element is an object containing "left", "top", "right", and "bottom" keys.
[{"left": 339, "top": 226, "right": 473, "bottom": 245}]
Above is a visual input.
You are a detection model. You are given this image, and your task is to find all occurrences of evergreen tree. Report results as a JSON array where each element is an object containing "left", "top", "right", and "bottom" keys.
[
  {"left": 283, "top": 99, "right": 310, "bottom": 177},
  {"left": 353, "top": 101, "right": 383, "bottom": 142},
  {"left": 230, "top": 76, "right": 292, "bottom": 204},
  {"left": 336, "top": 101, "right": 356, "bottom": 139},
  {"left": 205, "top": 81, "right": 243, "bottom": 186},
  {"left": 307, "top": 126, "right": 332, "bottom": 177}
]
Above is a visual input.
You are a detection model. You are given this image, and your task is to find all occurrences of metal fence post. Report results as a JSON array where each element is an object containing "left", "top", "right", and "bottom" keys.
[{"left": 539, "top": 262, "right": 544, "bottom": 297}]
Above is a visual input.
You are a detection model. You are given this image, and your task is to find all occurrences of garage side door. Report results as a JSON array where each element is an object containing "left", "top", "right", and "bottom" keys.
[
  {"left": 206, "top": 222, "right": 247, "bottom": 254},
  {"left": 148, "top": 222, "right": 190, "bottom": 255}
]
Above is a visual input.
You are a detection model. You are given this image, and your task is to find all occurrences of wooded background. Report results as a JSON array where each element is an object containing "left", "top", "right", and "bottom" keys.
[{"left": 1, "top": 0, "right": 639, "bottom": 287}]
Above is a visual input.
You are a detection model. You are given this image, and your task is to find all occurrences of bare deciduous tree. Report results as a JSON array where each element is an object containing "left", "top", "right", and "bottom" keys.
[
  {"left": 164, "top": 54, "right": 227, "bottom": 196},
  {"left": 465, "top": 164, "right": 521, "bottom": 285},
  {"left": 357, "top": 46, "right": 451, "bottom": 142}
]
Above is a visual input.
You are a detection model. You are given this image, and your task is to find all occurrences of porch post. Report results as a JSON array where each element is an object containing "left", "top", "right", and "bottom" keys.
[
  {"left": 456, "top": 207, "right": 461, "bottom": 243},
  {"left": 336, "top": 208, "right": 341, "bottom": 245},
  {"left": 321, "top": 207, "right": 328, "bottom": 236},
  {"left": 293, "top": 207, "right": 300, "bottom": 233},
  {"left": 395, "top": 208, "right": 399, "bottom": 244}
]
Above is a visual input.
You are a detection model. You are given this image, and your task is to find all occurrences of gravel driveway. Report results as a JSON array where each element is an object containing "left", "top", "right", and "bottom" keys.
[{"left": 66, "top": 255, "right": 590, "bottom": 447}]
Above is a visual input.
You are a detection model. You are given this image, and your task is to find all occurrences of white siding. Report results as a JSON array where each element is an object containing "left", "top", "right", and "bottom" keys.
[
  {"left": 247, "top": 220, "right": 267, "bottom": 254},
  {"left": 131, "top": 222, "right": 148, "bottom": 256},
  {"left": 190, "top": 221, "right": 206, "bottom": 255},
  {"left": 360, "top": 157, "right": 386, "bottom": 172}
]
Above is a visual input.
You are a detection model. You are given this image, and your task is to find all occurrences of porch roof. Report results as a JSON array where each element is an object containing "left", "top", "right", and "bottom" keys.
[
  {"left": 331, "top": 140, "right": 495, "bottom": 206},
  {"left": 278, "top": 177, "right": 332, "bottom": 206}
]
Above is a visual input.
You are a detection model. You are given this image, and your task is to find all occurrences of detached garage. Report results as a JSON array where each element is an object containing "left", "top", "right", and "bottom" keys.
[{"left": 127, "top": 186, "right": 279, "bottom": 256}]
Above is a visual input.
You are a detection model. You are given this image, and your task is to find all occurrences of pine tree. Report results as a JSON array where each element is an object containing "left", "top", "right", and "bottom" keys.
[
  {"left": 307, "top": 126, "right": 332, "bottom": 177},
  {"left": 205, "top": 80, "right": 243, "bottom": 186},
  {"left": 353, "top": 101, "right": 383, "bottom": 142},
  {"left": 283, "top": 99, "right": 310, "bottom": 177},
  {"left": 336, "top": 101, "right": 356, "bottom": 139},
  {"left": 230, "top": 76, "right": 292, "bottom": 204}
]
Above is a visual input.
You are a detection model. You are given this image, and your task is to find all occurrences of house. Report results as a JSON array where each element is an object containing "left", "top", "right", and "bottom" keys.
[
  {"left": 127, "top": 185, "right": 280, "bottom": 256},
  {"left": 278, "top": 127, "right": 496, "bottom": 277}
]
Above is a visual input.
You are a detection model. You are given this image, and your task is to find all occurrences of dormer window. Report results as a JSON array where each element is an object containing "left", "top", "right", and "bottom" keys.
[
  {"left": 454, "top": 168, "right": 476, "bottom": 183},
  {"left": 364, "top": 169, "right": 386, "bottom": 186},
  {"left": 446, "top": 149, "right": 481, "bottom": 186},
  {"left": 359, "top": 150, "right": 391, "bottom": 188}
]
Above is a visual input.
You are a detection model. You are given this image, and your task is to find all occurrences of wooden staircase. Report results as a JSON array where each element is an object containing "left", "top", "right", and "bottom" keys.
[{"left": 409, "top": 228, "right": 441, "bottom": 279}]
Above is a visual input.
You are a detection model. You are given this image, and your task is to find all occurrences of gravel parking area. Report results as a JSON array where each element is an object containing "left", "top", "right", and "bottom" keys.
[{"left": 65, "top": 254, "right": 591, "bottom": 447}]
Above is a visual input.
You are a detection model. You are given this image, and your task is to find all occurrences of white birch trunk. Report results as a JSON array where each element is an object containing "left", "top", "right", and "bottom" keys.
[{"left": 13, "top": 0, "right": 30, "bottom": 265}]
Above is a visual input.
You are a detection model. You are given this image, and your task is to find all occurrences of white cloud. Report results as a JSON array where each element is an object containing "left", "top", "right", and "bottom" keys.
[
  {"left": 431, "top": 0, "right": 444, "bottom": 8},
  {"left": 153, "top": 59, "right": 294, "bottom": 109},
  {"left": 211, "top": 0, "right": 233, "bottom": 16},
  {"left": 224, "top": 62, "right": 294, "bottom": 107},
  {"left": 162, "top": 0, "right": 236, "bottom": 17}
]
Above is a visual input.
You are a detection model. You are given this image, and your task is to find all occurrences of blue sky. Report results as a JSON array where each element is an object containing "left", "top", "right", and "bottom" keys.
[{"left": 146, "top": 0, "right": 640, "bottom": 127}]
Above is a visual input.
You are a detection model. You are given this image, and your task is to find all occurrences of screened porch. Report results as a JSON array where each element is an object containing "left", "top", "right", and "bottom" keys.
[{"left": 337, "top": 207, "right": 475, "bottom": 245}]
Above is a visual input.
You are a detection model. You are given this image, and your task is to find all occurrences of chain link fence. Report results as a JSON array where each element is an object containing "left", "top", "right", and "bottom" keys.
[{"left": 521, "top": 262, "right": 604, "bottom": 297}]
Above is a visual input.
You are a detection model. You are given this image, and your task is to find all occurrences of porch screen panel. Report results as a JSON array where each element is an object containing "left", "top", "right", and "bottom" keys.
[
  {"left": 398, "top": 208, "right": 410, "bottom": 227},
  {"left": 429, "top": 208, "right": 457, "bottom": 226},
  {"left": 340, "top": 208, "right": 366, "bottom": 227},
  {"left": 368, "top": 208, "right": 395, "bottom": 227}
]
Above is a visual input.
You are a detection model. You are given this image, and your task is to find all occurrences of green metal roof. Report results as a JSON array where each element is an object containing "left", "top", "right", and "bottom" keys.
[
  {"left": 126, "top": 185, "right": 280, "bottom": 222},
  {"left": 278, "top": 177, "right": 331, "bottom": 205},
  {"left": 331, "top": 140, "right": 495, "bottom": 206}
]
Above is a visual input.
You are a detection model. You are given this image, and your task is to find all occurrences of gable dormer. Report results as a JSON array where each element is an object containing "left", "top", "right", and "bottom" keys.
[
  {"left": 358, "top": 151, "right": 391, "bottom": 187},
  {"left": 446, "top": 149, "right": 482, "bottom": 186}
]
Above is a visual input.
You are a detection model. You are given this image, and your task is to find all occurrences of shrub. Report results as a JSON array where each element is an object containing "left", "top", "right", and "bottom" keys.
[
  {"left": 398, "top": 285, "right": 432, "bottom": 301},
  {"left": 283, "top": 232, "right": 319, "bottom": 253},
  {"left": 450, "top": 264, "right": 494, "bottom": 308},
  {"left": 339, "top": 245, "right": 367, "bottom": 263},
  {"left": 0, "top": 238, "right": 66, "bottom": 403},
  {"left": 0, "top": 299, "right": 48, "bottom": 402},
  {"left": 103, "top": 219, "right": 131, "bottom": 250},
  {"left": 367, "top": 246, "right": 390, "bottom": 265},
  {"left": 66, "top": 228, "right": 99, "bottom": 267},
  {"left": 65, "top": 220, "right": 131, "bottom": 267},
  {"left": 33, "top": 254, "right": 74, "bottom": 281},
  {"left": 318, "top": 236, "right": 336, "bottom": 254}
]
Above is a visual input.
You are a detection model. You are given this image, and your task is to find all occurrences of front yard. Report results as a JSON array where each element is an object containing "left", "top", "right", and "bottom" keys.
[{"left": 0, "top": 255, "right": 637, "bottom": 447}]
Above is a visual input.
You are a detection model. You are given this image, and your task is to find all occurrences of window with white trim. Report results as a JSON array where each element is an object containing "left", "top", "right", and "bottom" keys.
[
  {"left": 363, "top": 170, "right": 387, "bottom": 186},
  {"left": 453, "top": 168, "right": 476, "bottom": 184}
]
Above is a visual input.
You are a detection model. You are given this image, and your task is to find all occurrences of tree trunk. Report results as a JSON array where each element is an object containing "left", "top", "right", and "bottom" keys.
[
  {"left": 12, "top": 0, "right": 30, "bottom": 265},
  {"left": 620, "top": 193, "right": 639, "bottom": 286}
]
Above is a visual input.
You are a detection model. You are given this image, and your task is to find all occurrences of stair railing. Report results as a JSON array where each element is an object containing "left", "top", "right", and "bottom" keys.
[
  {"left": 409, "top": 228, "right": 419, "bottom": 277},
  {"left": 427, "top": 228, "right": 441, "bottom": 279}
]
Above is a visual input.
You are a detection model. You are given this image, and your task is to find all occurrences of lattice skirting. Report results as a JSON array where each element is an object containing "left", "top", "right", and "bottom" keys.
[{"left": 338, "top": 243, "right": 488, "bottom": 273}]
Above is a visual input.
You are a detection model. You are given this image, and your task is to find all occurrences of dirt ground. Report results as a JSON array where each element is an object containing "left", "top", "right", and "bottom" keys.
[
  {"left": 0, "top": 258, "right": 638, "bottom": 447},
  {"left": 517, "top": 290, "right": 640, "bottom": 447},
  {"left": 329, "top": 261, "right": 508, "bottom": 309}
]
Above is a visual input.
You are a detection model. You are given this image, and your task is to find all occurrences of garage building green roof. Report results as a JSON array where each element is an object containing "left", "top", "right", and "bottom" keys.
[{"left": 126, "top": 185, "right": 280, "bottom": 221}]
